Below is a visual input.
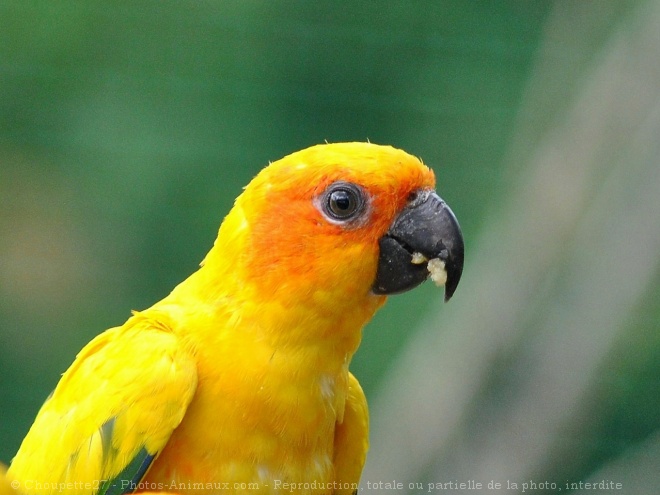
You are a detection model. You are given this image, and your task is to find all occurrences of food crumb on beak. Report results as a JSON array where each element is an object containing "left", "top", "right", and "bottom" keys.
[
  {"left": 411, "top": 252, "right": 428, "bottom": 265},
  {"left": 427, "top": 258, "right": 447, "bottom": 287}
]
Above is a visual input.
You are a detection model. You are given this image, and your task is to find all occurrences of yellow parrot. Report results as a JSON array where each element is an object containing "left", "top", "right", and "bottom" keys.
[{"left": 6, "top": 142, "right": 464, "bottom": 494}]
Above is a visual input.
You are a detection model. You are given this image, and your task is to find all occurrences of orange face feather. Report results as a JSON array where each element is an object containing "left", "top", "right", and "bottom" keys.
[{"left": 207, "top": 143, "right": 437, "bottom": 306}]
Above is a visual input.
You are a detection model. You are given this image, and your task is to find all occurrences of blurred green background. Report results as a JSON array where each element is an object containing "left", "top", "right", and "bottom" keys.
[{"left": 1, "top": 1, "right": 658, "bottom": 493}]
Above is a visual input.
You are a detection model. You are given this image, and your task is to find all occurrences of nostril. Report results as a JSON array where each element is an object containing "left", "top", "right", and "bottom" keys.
[{"left": 407, "top": 189, "right": 431, "bottom": 205}]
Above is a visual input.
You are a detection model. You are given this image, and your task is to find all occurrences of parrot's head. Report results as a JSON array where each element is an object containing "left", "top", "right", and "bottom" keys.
[{"left": 206, "top": 143, "right": 464, "bottom": 316}]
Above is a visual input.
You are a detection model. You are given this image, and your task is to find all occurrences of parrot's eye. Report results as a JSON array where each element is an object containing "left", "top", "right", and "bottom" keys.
[{"left": 320, "top": 182, "right": 366, "bottom": 223}]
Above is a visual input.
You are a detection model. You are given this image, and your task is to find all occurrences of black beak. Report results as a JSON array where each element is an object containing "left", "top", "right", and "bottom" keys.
[{"left": 372, "top": 191, "right": 464, "bottom": 301}]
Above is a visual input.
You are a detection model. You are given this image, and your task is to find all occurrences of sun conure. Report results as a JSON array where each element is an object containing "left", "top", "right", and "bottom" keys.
[{"left": 6, "top": 142, "right": 464, "bottom": 495}]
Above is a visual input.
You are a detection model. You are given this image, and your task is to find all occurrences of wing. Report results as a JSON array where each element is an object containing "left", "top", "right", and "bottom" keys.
[
  {"left": 0, "top": 463, "right": 19, "bottom": 495},
  {"left": 333, "top": 372, "right": 369, "bottom": 495},
  {"left": 7, "top": 313, "right": 198, "bottom": 495}
]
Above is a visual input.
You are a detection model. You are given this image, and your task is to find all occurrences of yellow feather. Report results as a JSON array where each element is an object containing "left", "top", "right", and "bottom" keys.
[{"left": 8, "top": 143, "right": 439, "bottom": 494}]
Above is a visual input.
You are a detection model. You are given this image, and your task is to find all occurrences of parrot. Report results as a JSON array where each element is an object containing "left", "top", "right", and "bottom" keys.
[{"left": 6, "top": 142, "right": 464, "bottom": 495}]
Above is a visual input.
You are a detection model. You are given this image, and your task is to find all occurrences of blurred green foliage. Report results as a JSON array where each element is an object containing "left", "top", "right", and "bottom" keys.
[{"left": 1, "top": 1, "right": 658, "bottom": 493}]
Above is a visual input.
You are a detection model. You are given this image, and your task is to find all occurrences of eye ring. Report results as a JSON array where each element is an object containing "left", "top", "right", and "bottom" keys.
[{"left": 320, "top": 182, "right": 366, "bottom": 223}]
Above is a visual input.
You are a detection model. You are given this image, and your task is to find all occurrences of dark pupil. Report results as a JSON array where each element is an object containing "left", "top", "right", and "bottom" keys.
[
  {"left": 332, "top": 191, "right": 352, "bottom": 211},
  {"left": 323, "top": 183, "right": 363, "bottom": 221}
]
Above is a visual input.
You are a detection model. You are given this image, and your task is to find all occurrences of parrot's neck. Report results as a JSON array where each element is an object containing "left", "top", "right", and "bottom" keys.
[
  {"left": 169, "top": 223, "right": 388, "bottom": 361},
  {"left": 153, "top": 250, "right": 385, "bottom": 421},
  {"left": 146, "top": 262, "right": 384, "bottom": 476},
  {"left": 163, "top": 258, "right": 385, "bottom": 364}
]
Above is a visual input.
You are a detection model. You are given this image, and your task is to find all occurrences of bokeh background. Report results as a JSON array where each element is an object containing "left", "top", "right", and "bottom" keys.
[{"left": 1, "top": 1, "right": 659, "bottom": 493}]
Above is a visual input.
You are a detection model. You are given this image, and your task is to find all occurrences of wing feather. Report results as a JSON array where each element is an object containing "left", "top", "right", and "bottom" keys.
[
  {"left": 333, "top": 372, "right": 369, "bottom": 495},
  {"left": 7, "top": 315, "right": 197, "bottom": 495}
]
